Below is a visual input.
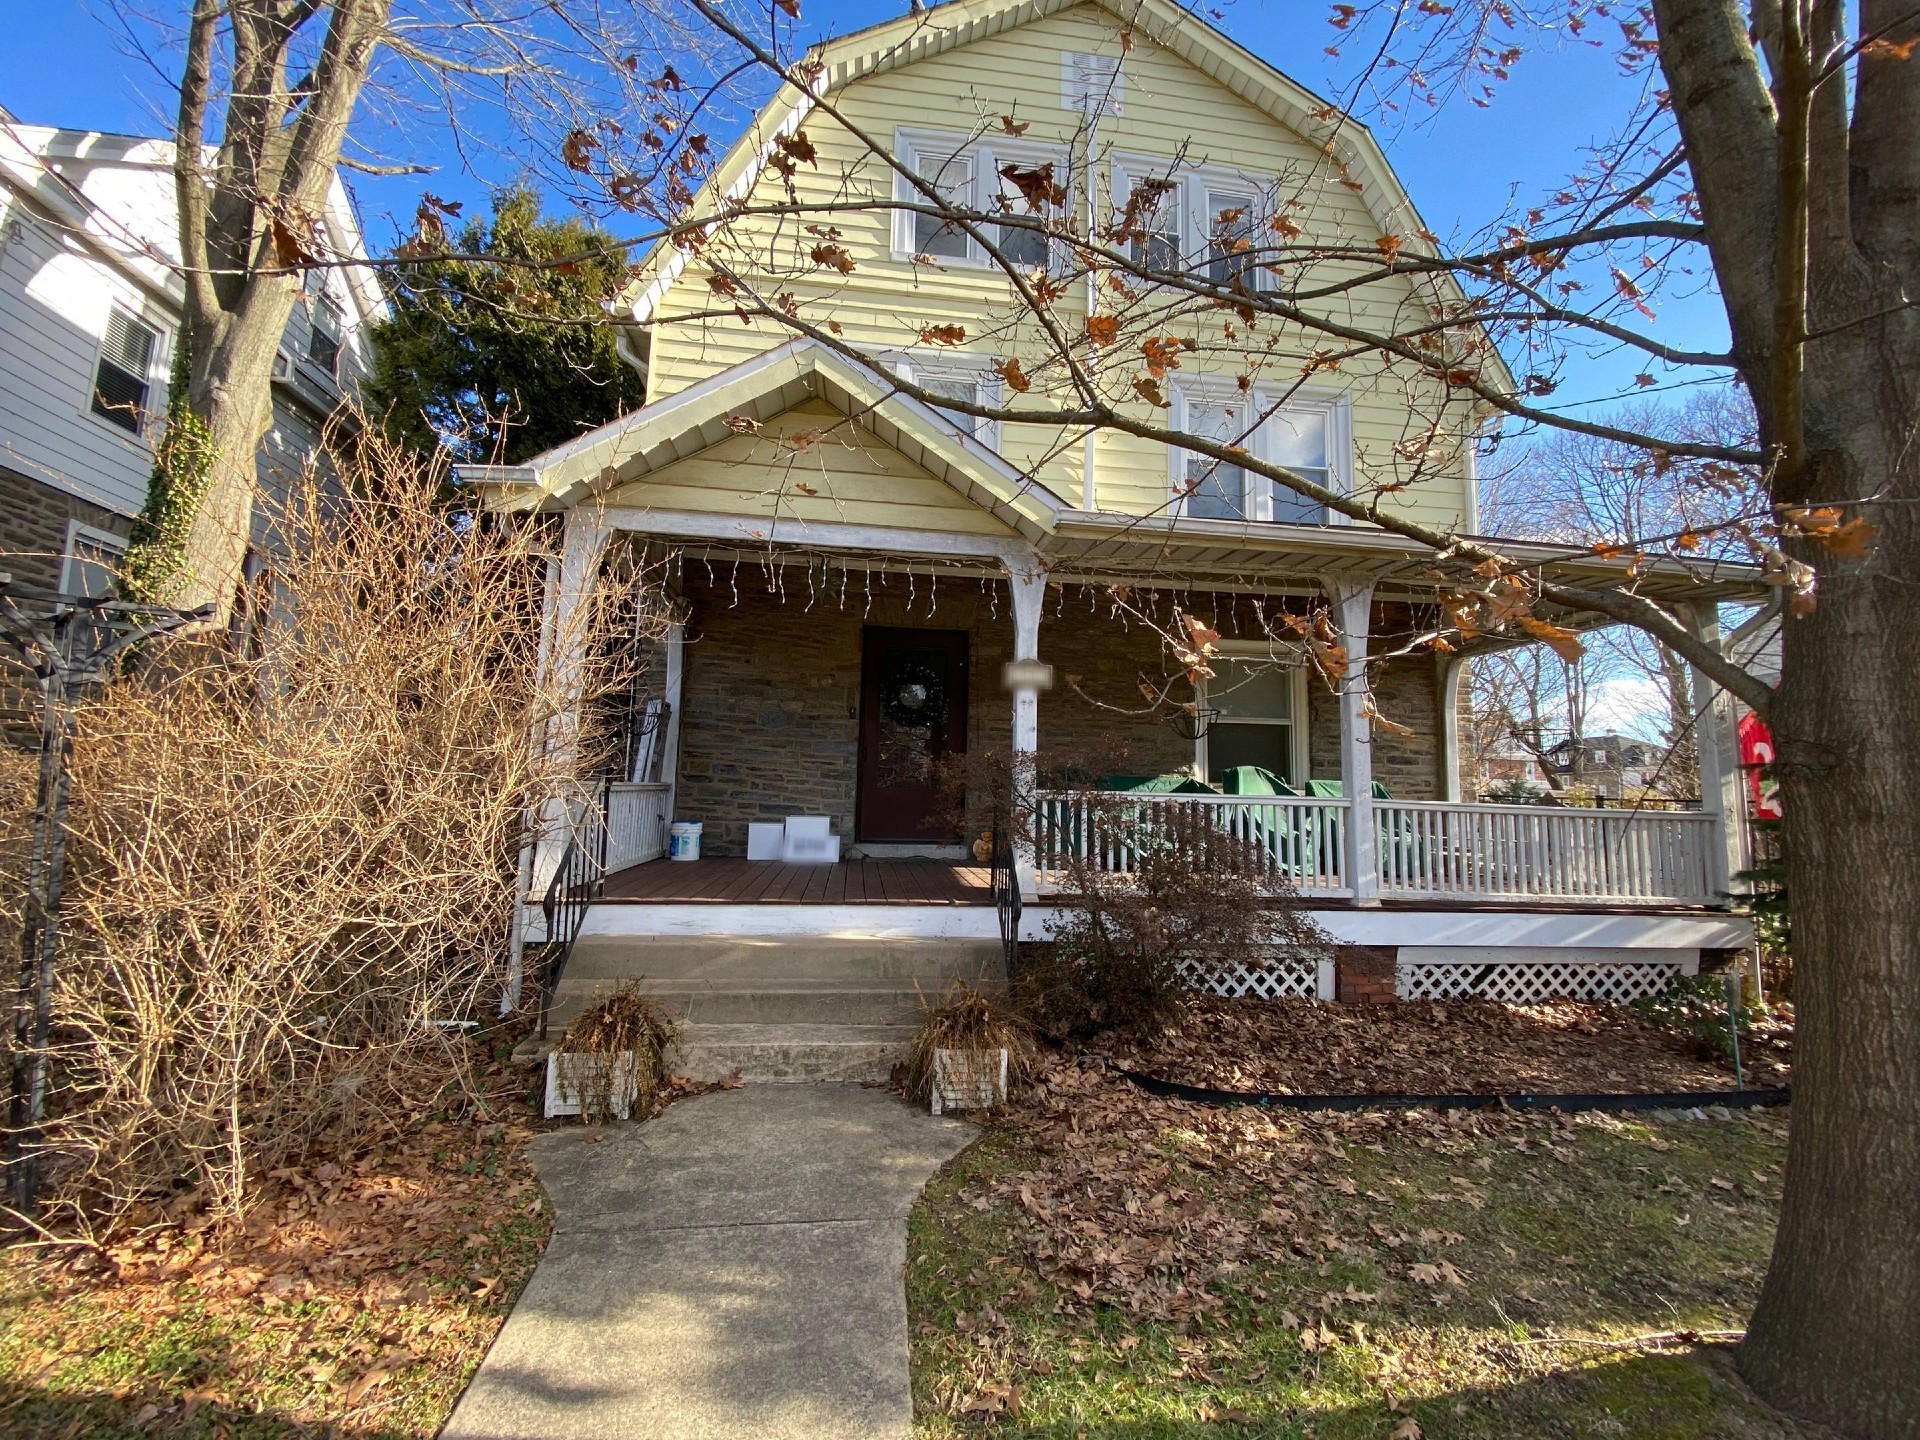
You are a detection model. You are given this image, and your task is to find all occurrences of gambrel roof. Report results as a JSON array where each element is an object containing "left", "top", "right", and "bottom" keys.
[{"left": 619, "top": 0, "right": 1470, "bottom": 336}]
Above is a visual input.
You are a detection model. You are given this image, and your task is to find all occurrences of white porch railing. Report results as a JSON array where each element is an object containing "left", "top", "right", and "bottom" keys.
[
  {"left": 1031, "top": 792, "right": 1720, "bottom": 906},
  {"left": 1032, "top": 792, "right": 1352, "bottom": 897},
  {"left": 1374, "top": 800, "right": 1717, "bottom": 903},
  {"left": 606, "top": 782, "right": 672, "bottom": 872}
]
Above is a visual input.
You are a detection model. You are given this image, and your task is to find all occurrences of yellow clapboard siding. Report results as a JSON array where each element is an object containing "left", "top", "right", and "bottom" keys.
[
  {"left": 645, "top": 1, "right": 1475, "bottom": 532},
  {"left": 606, "top": 400, "right": 1021, "bottom": 536}
]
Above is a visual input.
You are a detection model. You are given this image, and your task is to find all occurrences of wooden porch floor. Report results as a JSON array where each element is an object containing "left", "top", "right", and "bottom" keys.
[{"left": 599, "top": 858, "right": 993, "bottom": 906}]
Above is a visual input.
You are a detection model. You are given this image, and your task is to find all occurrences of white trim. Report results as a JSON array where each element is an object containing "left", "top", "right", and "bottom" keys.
[
  {"left": 879, "top": 347, "right": 1003, "bottom": 450},
  {"left": 1168, "top": 376, "right": 1351, "bottom": 525},
  {"left": 575, "top": 899, "right": 1749, "bottom": 948},
  {"left": 596, "top": 504, "right": 1033, "bottom": 564}
]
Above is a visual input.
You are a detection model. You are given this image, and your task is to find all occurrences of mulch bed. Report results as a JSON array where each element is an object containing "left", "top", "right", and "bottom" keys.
[{"left": 1091, "top": 998, "right": 1793, "bottom": 1096}]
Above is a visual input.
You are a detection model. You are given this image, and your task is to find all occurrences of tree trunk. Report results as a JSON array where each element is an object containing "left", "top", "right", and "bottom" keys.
[
  {"left": 1739, "top": 439, "right": 1920, "bottom": 1433},
  {"left": 172, "top": 318, "right": 288, "bottom": 618}
]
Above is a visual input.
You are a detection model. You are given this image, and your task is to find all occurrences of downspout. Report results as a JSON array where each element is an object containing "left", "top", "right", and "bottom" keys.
[{"left": 1081, "top": 103, "right": 1100, "bottom": 511}]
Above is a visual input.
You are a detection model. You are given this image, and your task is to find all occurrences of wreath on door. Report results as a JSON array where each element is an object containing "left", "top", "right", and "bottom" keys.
[{"left": 881, "top": 657, "right": 949, "bottom": 729}]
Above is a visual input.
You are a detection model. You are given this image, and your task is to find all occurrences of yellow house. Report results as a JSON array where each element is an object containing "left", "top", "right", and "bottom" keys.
[{"left": 460, "top": 0, "right": 1757, "bottom": 1074}]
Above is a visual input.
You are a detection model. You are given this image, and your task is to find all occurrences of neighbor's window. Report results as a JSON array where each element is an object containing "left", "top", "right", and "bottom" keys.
[
  {"left": 1205, "top": 656, "right": 1300, "bottom": 784},
  {"left": 60, "top": 523, "right": 127, "bottom": 600},
  {"left": 91, "top": 308, "right": 158, "bottom": 433},
  {"left": 306, "top": 286, "right": 344, "bottom": 376}
]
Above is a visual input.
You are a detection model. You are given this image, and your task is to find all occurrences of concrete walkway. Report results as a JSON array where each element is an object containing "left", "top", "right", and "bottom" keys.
[{"left": 442, "top": 1086, "right": 975, "bottom": 1440}]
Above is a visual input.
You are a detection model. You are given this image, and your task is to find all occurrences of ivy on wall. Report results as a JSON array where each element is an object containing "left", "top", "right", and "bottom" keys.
[{"left": 121, "top": 343, "right": 218, "bottom": 604}]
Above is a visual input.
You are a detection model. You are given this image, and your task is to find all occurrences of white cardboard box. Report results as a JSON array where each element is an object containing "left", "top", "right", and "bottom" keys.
[{"left": 747, "top": 822, "right": 785, "bottom": 861}]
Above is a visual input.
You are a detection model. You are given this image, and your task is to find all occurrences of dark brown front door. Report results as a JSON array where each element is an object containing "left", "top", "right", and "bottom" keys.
[{"left": 857, "top": 627, "right": 970, "bottom": 842}]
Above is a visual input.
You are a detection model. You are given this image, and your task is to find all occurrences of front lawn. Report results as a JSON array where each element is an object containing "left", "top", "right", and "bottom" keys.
[{"left": 908, "top": 1053, "right": 1805, "bottom": 1438}]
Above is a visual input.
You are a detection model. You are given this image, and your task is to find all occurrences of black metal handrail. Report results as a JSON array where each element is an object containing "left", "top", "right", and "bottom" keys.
[
  {"left": 989, "top": 811, "right": 1021, "bottom": 985},
  {"left": 534, "top": 781, "right": 610, "bottom": 1040}
]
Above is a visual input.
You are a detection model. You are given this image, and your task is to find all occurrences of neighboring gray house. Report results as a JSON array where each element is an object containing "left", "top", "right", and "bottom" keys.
[{"left": 0, "top": 111, "right": 383, "bottom": 603}]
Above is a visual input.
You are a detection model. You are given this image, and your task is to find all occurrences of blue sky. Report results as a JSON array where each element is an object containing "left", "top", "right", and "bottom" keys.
[{"left": 5, "top": 0, "right": 1731, "bottom": 411}]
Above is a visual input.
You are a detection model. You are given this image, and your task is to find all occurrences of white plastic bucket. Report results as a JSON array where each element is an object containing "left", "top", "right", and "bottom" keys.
[{"left": 668, "top": 821, "right": 703, "bottom": 861}]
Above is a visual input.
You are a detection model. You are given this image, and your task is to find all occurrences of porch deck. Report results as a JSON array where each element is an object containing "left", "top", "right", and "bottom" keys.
[{"left": 600, "top": 857, "right": 993, "bottom": 906}]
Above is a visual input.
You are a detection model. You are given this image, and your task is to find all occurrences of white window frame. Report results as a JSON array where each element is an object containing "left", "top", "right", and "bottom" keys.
[
  {"left": 59, "top": 520, "right": 128, "bottom": 599},
  {"left": 1168, "top": 376, "right": 1351, "bottom": 525},
  {"left": 893, "top": 127, "right": 1071, "bottom": 273},
  {"left": 85, "top": 304, "right": 168, "bottom": 441},
  {"left": 1195, "top": 645, "right": 1310, "bottom": 786},
  {"left": 879, "top": 348, "right": 1003, "bottom": 451},
  {"left": 1110, "top": 155, "right": 1278, "bottom": 292}
]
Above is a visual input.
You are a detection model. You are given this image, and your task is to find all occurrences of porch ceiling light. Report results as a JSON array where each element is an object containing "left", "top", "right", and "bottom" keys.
[{"left": 1002, "top": 658, "right": 1055, "bottom": 692}]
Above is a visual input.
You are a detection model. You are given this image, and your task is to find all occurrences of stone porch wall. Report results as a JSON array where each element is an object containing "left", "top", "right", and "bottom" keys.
[{"left": 670, "top": 575, "right": 1443, "bottom": 855}]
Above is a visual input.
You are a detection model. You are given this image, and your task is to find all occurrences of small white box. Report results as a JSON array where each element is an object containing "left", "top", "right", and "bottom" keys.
[
  {"left": 747, "top": 822, "right": 785, "bottom": 861},
  {"left": 781, "top": 816, "right": 839, "bottom": 864}
]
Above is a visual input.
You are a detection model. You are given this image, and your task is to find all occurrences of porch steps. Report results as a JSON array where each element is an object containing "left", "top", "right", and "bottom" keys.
[{"left": 547, "top": 932, "right": 1005, "bottom": 1082}]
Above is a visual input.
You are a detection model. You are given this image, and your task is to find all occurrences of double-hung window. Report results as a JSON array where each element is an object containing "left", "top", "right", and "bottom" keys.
[
  {"left": 896, "top": 129, "right": 1068, "bottom": 273},
  {"left": 1113, "top": 161, "right": 1274, "bottom": 291},
  {"left": 1200, "top": 653, "right": 1307, "bottom": 785},
  {"left": 1173, "top": 383, "right": 1346, "bottom": 525},
  {"left": 887, "top": 352, "right": 1001, "bottom": 450},
  {"left": 91, "top": 308, "right": 160, "bottom": 434},
  {"left": 305, "top": 276, "right": 345, "bottom": 376}
]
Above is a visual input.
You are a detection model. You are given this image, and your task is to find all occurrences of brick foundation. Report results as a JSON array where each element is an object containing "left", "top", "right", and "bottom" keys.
[{"left": 1335, "top": 944, "right": 1400, "bottom": 1004}]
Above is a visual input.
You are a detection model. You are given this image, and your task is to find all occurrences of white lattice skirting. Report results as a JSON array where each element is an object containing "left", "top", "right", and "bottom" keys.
[
  {"left": 1176, "top": 956, "right": 1330, "bottom": 1001},
  {"left": 1397, "top": 958, "right": 1688, "bottom": 1004}
]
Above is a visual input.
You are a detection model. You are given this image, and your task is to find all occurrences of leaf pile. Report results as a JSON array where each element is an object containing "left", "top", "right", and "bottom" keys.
[
  {"left": 1093, "top": 996, "right": 1789, "bottom": 1096},
  {"left": 0, "top": 1060, "right": 552, "bottom": 1439}
]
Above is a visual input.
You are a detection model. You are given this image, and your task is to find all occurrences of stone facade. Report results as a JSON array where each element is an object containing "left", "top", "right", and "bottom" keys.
[
  {"left": 0, "top": 463, "right": 133, "bottom": 593},
  {"left": 668, "top": 573, "right": 1446, "bottom": 854}
]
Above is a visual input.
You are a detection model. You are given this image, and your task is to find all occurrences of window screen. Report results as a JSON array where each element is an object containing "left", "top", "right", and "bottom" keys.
[{"left": 91, "top": 310, "right": 156, "bottom": 433}]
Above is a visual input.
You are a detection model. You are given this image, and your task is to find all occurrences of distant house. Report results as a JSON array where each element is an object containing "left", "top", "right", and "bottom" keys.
[
  {"left": 1542, "top": 732, "right": 1683, "bottom": 801},
  {"left": 0, "top": 110, "right": 382, "bottom": 603}
]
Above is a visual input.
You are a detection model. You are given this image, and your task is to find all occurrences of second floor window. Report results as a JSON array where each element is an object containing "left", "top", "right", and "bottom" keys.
[
  {"left": 1115, "top": 164, "right": 1275, "bottom": 292},
  {"left": 91, "top": 308, "right": 158, "bottom": 434},
  {"left": 890, "top": 354, "right": 1001, "bottom": 450},
  {"left": 306, "top": 286, "right": 344, "bottom": 376},
  {"left": 1174, "top": 387, "right": 1341, "bottom": 524},
  {"left": 897, "top": 129, "right": 1067, "bottom": 273}
]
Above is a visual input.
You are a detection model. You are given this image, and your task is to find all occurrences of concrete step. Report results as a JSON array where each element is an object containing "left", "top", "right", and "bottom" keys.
[
  {"left": 673, "top": 1023, "right": 919, "bottom": 1084},
  {"left": 551, "top": 976, "right": 995, "bottom": 1030},
  {"left": 562, "top": 934, "right": 1006, "bottom": 984}
]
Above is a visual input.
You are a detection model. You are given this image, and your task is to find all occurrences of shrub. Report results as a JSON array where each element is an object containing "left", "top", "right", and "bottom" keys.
[
  {"left": 1021, "top": 793, "right": 1332, "bottom": 1041},
  {"left": 1632, "top": 971, "right": 1756, "bottom": 1058},
  {"left": 1, "top": 432, "right": 653, "bottom": 1223}
]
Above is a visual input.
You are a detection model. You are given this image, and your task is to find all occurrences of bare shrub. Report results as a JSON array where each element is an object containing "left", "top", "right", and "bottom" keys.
[
  {"left": 1022, "top": 793, "right": 1334, "bottom": 1041},
  {"left": 8, "top": 435, "right": 653, "bottom": 1223}
]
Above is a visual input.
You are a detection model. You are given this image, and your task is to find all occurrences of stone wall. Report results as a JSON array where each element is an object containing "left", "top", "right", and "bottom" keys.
[{"left": 0, "top": 464, "right": 132, "bottom": 593}]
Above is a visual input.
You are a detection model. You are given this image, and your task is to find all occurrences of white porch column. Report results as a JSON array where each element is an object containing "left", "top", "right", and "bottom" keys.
[
  {"left": 1437, "top": 651, "right": 1469, "bottom": 803},
  {"left": 1004, "top": 551, "right": 1051, "bottom": 896},
  {"left": 1333, "top": 580, "right": 1380, "bottom": 903},
  {"left": 1684, "top": 602, "right": 1746, "bottom": 899},
  {"left": 660, "top": 616, "right": 686, "bottom": 809},
  {"left": 507, "top": 510, "right": 614, "bottom": 1011}
]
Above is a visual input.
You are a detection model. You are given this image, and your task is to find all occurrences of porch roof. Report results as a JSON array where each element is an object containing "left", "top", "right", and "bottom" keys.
[{"left": 454, "top": 338, "right": 1068, "bottom": 543}]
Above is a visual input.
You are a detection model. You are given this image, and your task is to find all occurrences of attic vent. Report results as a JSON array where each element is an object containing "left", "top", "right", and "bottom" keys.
[{"left": 1062, "top": 51, "right": 1124, "bottom": 115}]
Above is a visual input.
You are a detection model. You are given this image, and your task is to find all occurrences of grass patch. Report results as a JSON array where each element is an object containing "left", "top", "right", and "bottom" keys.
[
  {"left": 909, "top": 1062, "right": 1808, "bottom": 1438},
  {"left": 0, "top": 1061, "right": 552, "bottom": 1438}
]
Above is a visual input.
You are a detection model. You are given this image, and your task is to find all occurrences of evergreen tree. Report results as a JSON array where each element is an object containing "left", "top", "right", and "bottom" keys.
[{"left": 365, "top": 189, "right": 645, "bottom": 464}]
